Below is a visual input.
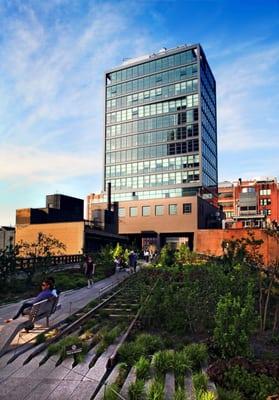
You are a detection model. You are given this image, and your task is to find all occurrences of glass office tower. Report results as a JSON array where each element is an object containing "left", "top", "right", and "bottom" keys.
[{"left": 104, "top": 44, "right": 217, "bottom": 204}]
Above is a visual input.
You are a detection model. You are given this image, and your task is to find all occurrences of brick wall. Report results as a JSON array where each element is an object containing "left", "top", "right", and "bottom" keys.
[
  {"left": 16, "top": 221, "right": 85, "bottom": 255},
  {"left": 196, "top": 228, "right": 279, "bottom": 265}
]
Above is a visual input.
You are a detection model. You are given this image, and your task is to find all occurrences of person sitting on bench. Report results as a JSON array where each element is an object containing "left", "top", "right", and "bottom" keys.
[
  {"left": 47, "top": 276, "right": 60, "bottom": 297},
  {"left": 5, "top": 278, "right": 54, "bottom": 323}
]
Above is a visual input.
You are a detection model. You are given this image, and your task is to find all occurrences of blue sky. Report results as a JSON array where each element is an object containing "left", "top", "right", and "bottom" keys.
[{"left": 0, "top": 0, "right": 279, "bottom": 225}]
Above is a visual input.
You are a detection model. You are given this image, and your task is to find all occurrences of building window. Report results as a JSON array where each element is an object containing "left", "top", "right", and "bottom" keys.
[
  {"left": 155, "top": 205, "right": 164, "bottom": 216},
  {"left": 260, "top": 199, "right": 271, "bottom": 206},
  {"left": 242, "top": 187, "right": 255, "bottom": 193},
  {"left": 118, "top": 208, "right": 126, "bottom": 217},
  {"left": 260, "top": 189, "right": 271, "bottom": 195},
  {"left": 130, "top": 207, "right": 138, "bottom": 217},
  {"left": 183, "top": 203, "right": 192, "bottom": 213},
  {"left": 169, "top": 204, "right": 177, "bottom": 215},
  {"left": 142, "top": 206, "right": 151, "bottom": 216}
]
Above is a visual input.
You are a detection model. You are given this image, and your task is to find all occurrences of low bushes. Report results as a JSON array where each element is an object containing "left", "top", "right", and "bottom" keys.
[
  {"left": 48, "top": 335, "right": 88, "bottom": 362},
  {"left": 147, "top": 379, "right": 164, "bottom": 400},
  {"left": 223, "top": 366, "right": 279, "bottom": 400},
  {"left": 152, "top": 349, "right": 174, "bottom": 376},
  {"left": 128, "top": 380, "right": 145, "bottom": 400},
  {"left": 118, "top": 334, "right": 165, "bottom": 366},
  {"left": 135, "top": 356, "right": 150, "bottom": 380}
]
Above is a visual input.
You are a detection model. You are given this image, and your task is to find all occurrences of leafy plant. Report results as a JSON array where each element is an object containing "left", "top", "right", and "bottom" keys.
[
  {"left": 48, "top": 335, "right": 88, "bottom": 361},
  {"left": 183, "top": 343, "right": 208, "bottom": 371},
  {"left": 135, "top": 334, "right": 165, "bottom": 356},
  {"left": 217, "top": 387, "right": 243, "bottom": 400},
  {"left": 118, "top": 342, "right": 143, "bottom": 366},
  {"left": 115, "top": 363, "right": 128, "bottom": 387},
  {"left": 197, "top": 391, "right": 217, "bottom": 400},
  {"left": 36, "top": 332, "right": 46, "bottom": 344},
  {"left": 175, "top": 243, "right": 199, "bottom": 266},
  {"left": 173, "top": 386, "right": 186, "bottom": 400},
  {"left": 147, "top": 379, "right": 164, "bottom": 400},
  {"left": 214, "top": 284, "right": 256, "bottom": 359},
  {"left": 95, "top": 245, "right": 115, "bottom": 277},
  {"left": 102, "top": 326, "right": 122, "bottom": 347},
  {"left": 158, "top": 244, "right": 175, "bottom": 268},
  {"left": 128, "top": 379, "right": 145, "bottom": 400},
  {"left": 152, "top": 350, "right": 174, "bottom": 375},
  {"left": 193, "top": 372, "right": 208, "bottom": 394},
  {"left": 135, "top": 356, "right": 150, "bottom": 380},
  {"left": 104, "top": 383, "right": 120, "bottom": 400},
  {"left": 223, "top": 366, "right": 279, "bottom": 400},
  {"left": 173, "top": 350, "right": 191, "bottom": 377}
]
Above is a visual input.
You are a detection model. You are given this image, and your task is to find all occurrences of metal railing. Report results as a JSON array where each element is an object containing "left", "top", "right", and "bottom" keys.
[{"left": 16, "top": 254, "right": 83, "bottom": 269}]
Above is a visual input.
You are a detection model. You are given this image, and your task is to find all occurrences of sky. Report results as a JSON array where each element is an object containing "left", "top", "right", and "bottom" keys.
[{"left": 0, "top": 0, "right": 279, "bottom": 226}]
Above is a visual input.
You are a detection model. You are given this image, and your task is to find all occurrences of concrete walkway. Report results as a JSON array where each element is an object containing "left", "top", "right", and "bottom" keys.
[{"left": 0, "top": 270, "right": 130, "bottom": 341}]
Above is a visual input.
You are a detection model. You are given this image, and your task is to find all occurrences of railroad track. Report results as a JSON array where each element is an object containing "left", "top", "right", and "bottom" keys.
[{"left": 0, "top": 270, "right": 157, "bottom": 400}]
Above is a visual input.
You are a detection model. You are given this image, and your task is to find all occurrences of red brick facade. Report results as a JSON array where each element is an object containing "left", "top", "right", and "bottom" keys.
[
  {"left": 218, "top": 178, "right": 279, "bottom": 229},
  {"left": 196, "top": 228, "right": 279, "bottom": 265}
]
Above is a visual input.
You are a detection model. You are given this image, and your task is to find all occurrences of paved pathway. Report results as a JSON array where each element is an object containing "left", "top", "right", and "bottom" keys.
[
  {"left": 0, "top": 270, "right": 129, "bottom": 326},
  {"left": 0, "top": 270, "right": 130, "bottom": 351},
  {"left": 0, "top": 268, "right": 144, "bottom": 400}
]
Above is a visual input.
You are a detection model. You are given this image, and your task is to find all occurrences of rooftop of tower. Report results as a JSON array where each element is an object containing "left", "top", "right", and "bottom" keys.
[{"left": 106, "top": 43, "right": 199, "bottom": 73}]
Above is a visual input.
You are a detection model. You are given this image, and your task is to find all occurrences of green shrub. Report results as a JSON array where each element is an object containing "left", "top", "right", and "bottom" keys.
[
  {"left": 193, "top": 372, "right": 208, "bottom": 394},
  {"left": 173, "top": 350, "right": 191, "bottom": 377},
  {"left": 102, "top": 326, "right": 122, "bottom": 347},
  {"left": 135, "top": 334, "right": 165, "bottom": 355},
  {"left": 158, "top": 244, "right": 175, "bottom": 268},
  {"left": 104, "top": 383, "right": 120, "bottom": 400},
  {"left": 183, "top": 343, "right": 208, "bottom": 371},
  {"left": 197, "top": 391, "right": 217, "bottom": 400},
  {"left": 35, "top": 332, "right": 46, "bottom": 344},
  {"left": 217, "top": 387, "right": 243, "bottom": 400},
  {"left": 214, "top": 284, "right": 256, "bottom": 359},
  {"left": 96, "top": 341, "right": 106, "bottom": 356},
  {"left": 115, "top": 363, "right": 128, "bottom": 387},
  {"left": 147, "top": 379, "right": 164, "bottom": 400},
  {"left": 152, "top": 350, "right": 174, "bottom": 375},
  {"left": 224, "top": 366, "right": 279, "bottom": 400},
  {"left": 128, "top": 379, "right": 145, "bottom": 400},
  {"left": 173, "top": 386, "right": 186, "bottom": 400},
  {"left": 118, "top": 342, "right": 143, "bottom": 366},
  {"left": 48, "top": 335, "right": 88, "bottom": 360},
  {"left": 135, "top": 356, "right": 150, "bottom": 380}
]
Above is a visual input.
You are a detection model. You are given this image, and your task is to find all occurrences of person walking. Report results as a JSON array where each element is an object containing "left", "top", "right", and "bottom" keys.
[
  {"left": 5, "top": 278, "right": 54, "bottom": 323},
  {"left": 128, "top": 250, "right": 134, "bottom": 274},
  {"left": 132, "top": 251, "right": 137, "bottom": 273},
  {"left": 84, "top": 256, "right": 95, "bottom": 288}
]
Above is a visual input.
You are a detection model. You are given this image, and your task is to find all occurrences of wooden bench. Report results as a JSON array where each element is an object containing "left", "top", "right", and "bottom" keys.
[{"left": 0, "top": 296, "right": 59, "bottom": 357}]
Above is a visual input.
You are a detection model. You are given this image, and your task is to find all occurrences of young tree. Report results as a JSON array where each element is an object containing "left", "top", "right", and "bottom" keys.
[
  {"left": 214, "top": 284, "right": 256, "bottom": 359},
  {"left": 19, "top": 232, "right": 66, "bottom": 258},
  {"left": 19, "top": 232, "right": 66, "bottom": 277}
]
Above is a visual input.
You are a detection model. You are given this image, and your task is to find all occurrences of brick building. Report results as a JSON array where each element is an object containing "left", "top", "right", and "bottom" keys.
[
  {"left": 218, "top": 177, "right": 279, "bottom": 229},
  {"left": 16, "top": 194, "right": 126, "bottom": 255}
]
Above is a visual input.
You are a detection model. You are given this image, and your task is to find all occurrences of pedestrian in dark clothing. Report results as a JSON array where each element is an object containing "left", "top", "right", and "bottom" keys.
[
  {"left": 5, "top": 278, "right": 54, "bottom": 323},
  {"left": 128, "top": 250, "right": 137, "bottom": 273},
  {"left": 84, "top": 256, "right": 95, "bottom": 288},
  {"left": 132, "top": 252, "right": 137, "bottom": 273}
]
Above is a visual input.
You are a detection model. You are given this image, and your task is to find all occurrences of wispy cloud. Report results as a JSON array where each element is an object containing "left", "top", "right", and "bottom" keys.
[
  {"left": 0, "top": 144, "right": 101, "bottom": 184},
  {"left": 0, "top": 0, "right": 160, "bottom": 192},
  {"left": 216, "top": 45, "right": 279, "bottom": 151}
]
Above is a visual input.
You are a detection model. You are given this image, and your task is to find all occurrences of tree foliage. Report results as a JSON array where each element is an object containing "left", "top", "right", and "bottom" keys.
[
  {"left": 19, "top": 232, "right": 66, "bottom": 258},
  {"left": 214, "top": 284, "right": 257, "bottom": 359}
]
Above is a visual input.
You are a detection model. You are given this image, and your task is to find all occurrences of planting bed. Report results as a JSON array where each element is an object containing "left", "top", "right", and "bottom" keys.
[
  {"left": 1, "top": 266, "right": 278, "bottom": 400},
  {"left": 0, "top": 270, "right": 159, "bottom": 399}
]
